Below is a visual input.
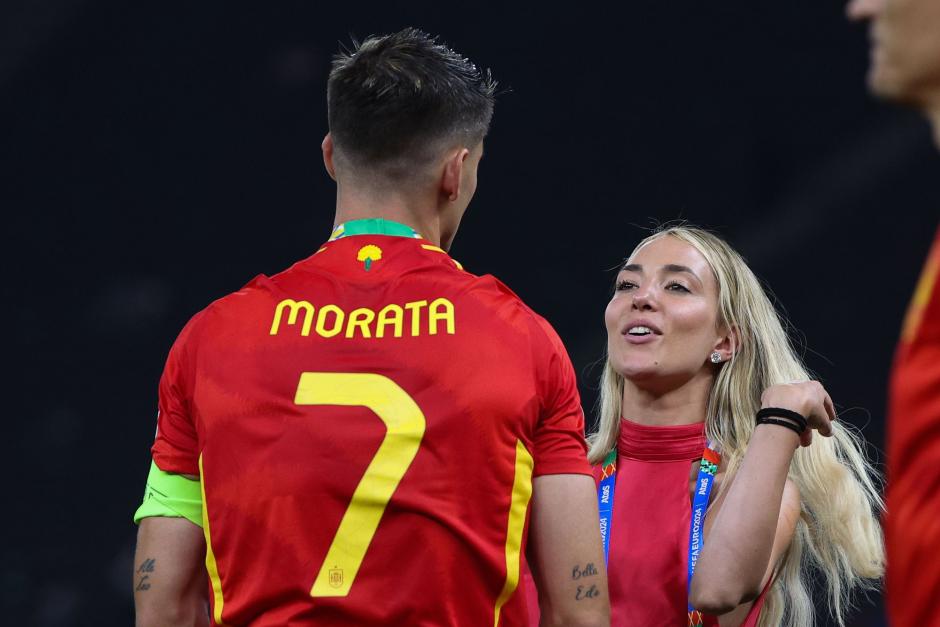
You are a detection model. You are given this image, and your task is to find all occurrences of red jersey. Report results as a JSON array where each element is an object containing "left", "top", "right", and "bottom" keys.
[
  {"left": 886, "top": 224, "right": 940, "bottom": 627},
  {"left": 151, "top": 229, "right": 591, "bottom": 626}
]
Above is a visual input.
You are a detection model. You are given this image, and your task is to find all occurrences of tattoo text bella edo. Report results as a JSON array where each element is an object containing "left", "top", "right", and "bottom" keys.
[
  {"left": 135, "top": 558, "right": 155, "bottom": 592},
  {"left": 571, "top": 562, "right": 600, "bottom": 601}
]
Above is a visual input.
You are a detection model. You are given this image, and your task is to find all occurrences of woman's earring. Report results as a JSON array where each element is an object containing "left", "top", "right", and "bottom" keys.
[{"left": 710, "top": 351, "right": 722, "bottom": 364}]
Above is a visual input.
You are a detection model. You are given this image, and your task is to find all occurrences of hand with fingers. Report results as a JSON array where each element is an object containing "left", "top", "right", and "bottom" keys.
[{"left": 759, "top": 380, "right": 837, "bottom": 447}]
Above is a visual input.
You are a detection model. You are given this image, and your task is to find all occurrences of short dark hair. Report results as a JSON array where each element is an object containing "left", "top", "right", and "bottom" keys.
[{"left": 327, "top": 28, "right": 496, "bottom": 177}]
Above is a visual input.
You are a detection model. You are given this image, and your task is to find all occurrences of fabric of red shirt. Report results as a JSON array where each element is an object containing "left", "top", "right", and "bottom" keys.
[
  {"left": 523, "top": 418, "right": 767, "bottom": 626},
  {"left": 886, "top": 224, "right": 940, "bottom": 627},
  {"left": 150, "top": 233, "right": 591, "bottom": 626}
]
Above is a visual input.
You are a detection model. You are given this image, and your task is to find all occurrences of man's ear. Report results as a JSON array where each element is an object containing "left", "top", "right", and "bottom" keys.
[
  {"left": 713, "top": 323, "right": 740, "bottom": 362},
  {"left": 322, "top": 133, "right": 337, "bottom": 181},
  {"left": 440, "top": 147, "right": 470, "bottom": 202}
]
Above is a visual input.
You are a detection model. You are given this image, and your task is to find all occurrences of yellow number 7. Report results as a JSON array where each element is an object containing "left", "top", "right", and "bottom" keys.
[{"left": 294, "top": 372, "right": 427, "bottom": 598}]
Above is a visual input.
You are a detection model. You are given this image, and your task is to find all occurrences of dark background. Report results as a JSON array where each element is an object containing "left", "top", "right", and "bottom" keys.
[{"left": 3, "top": 1, "right": 938, "bottom": 625}]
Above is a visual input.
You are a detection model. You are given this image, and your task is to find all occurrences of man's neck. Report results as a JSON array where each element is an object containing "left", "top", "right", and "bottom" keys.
[
  {"left": 620, "top": 371, "right": 713, "bottom": 427},
  {"left": 333, "top": 185, "right": 445, "bottom": 247}
]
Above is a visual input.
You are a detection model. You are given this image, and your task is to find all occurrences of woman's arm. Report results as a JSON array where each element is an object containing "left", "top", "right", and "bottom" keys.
[{"left": 689, "top": 381, "right": 834, "bottom": 615}]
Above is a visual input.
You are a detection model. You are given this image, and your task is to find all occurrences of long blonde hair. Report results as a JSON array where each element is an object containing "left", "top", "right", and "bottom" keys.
[{"left": 588, "top": 226, "right": 884, "bottom": 627}]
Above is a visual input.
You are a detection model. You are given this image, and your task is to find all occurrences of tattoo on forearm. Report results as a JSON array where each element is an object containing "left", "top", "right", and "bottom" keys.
[
  {"left": 571, "top": 563, "right": 598, "bottom": 580},
  {"left": 571, "top": 563, "right": 600, "bottom": 601},
  {"left": 135, "top": 557, "right": 155, "bottom": 592},
  {"left": 575, "top": 583, "right": 600, "bottom": 600}
]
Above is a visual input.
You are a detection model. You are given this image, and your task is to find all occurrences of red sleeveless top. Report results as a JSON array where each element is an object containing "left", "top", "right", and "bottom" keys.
[{"left": 523, "top": 418, "right": 769, "bottom": 626}]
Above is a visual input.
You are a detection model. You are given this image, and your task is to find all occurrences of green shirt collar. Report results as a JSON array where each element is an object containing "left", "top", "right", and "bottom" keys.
[{"left": 329, "top": 218, "right": 422, "bottom": 241}]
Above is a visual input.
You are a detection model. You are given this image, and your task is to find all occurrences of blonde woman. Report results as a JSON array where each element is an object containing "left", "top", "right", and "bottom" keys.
[{"left": 579, "top": 226, "right": 883, "bottom": 626}]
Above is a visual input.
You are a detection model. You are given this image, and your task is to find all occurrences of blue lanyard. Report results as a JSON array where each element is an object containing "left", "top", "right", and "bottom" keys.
[
  {"left": 687, "top": 446, "right": 720, "bottom": 624},
  {"left": 597, "top": 443, "right": 721, "bottom": 624},
  {"left": 597, "top": 450, "right": 618, "bottom": 566}
]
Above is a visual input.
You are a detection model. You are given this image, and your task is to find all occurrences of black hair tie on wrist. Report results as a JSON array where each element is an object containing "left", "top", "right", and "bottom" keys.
[
  {"left": 755, "top": 417, "right": 805, "bottom": 436},
  {"left": 756, "top": 407, "right": 808, "bottom": 433}
]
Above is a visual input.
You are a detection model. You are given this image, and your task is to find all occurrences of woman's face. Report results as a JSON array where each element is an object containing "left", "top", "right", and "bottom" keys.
[{"left": 605, "top": 236, "right": 726, "bottom": 391}]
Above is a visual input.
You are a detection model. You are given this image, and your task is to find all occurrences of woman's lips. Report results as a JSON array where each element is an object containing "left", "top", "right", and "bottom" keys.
[{"left": 623, "top": 332, "right": 660, "bottom": 345}]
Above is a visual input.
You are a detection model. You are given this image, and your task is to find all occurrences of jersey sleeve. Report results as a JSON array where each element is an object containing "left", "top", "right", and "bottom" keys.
[
  {"left": 530, "top": 317, "right": 592, "bottom": 477},
  {"left": 150, "top": 312, "right": 204, "bottom": 476}
]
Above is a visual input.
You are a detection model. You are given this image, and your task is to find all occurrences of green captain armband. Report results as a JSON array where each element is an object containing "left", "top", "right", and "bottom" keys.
[{"left": 133, "top": 460, "right": 203, "bottom": 528}]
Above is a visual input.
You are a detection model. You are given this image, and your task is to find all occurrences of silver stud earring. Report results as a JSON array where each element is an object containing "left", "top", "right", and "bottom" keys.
[{"left": 710, "top": 351, "right": 722, "bottom": 363}]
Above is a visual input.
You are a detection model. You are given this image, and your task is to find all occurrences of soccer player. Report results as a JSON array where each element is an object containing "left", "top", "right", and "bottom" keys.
[
  {"left": 132, "top": 28, "right": 609, "bottom": 627},
  {"left": 847, "top": 1, "right": 940, "bottom": 625}
]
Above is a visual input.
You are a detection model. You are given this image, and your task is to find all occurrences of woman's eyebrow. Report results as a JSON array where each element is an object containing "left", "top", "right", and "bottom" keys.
[
  {"left": 662, "top": 264, "right": 704, "bottom": 286},
  {"left": 621, "top": 263, "right": 704, "bottom": 288},
  {"left": 622, "top": 263, "right": 699, "bottom": 278},
  {"left": 662, "top": 263, "right": 698, "bottom": 278}
]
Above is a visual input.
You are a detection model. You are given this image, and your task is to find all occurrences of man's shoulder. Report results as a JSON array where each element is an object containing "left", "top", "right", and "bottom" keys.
[
  {"left": 196, "top": 274, "right": 279, "bottom": 317},
  {"left": 463, "top": 274, "right": 566, "bottom": 349},
  {"left": 202, "top": 252, "right": 331, "bottom": 312},
  {"left": 174, "top": 264, "right": 305, "bottom": 337},
  {"left": 467, "top": 273, "right": 535, "bottom": 315}
]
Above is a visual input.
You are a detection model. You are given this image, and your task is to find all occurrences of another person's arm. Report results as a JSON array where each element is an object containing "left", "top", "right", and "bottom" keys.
[
  {"left": 884, "top": 227, "right": 940, "bottom": 627},
  {"left": 133, "top": 461, "right": 208, "bottom": 626},
  {"left": 134, "top": 313, "right": 209, "bottom": 625},
  {"left": 527, "top": 318, "right": 610, "bottom": 627},
  {"left": 135, "top": 516, "right": 209, "bottom": 627},
  {"left": 528, "top": 474, "right": 610, "bottom": 627},
  {"left": 689, "top": 381, "right": 834, "bottom": 614}
]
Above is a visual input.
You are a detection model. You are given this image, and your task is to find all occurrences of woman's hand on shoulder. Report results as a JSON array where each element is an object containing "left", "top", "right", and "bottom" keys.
[{"left": 760, "top": 381, "right": 836, "bottom": 447}]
